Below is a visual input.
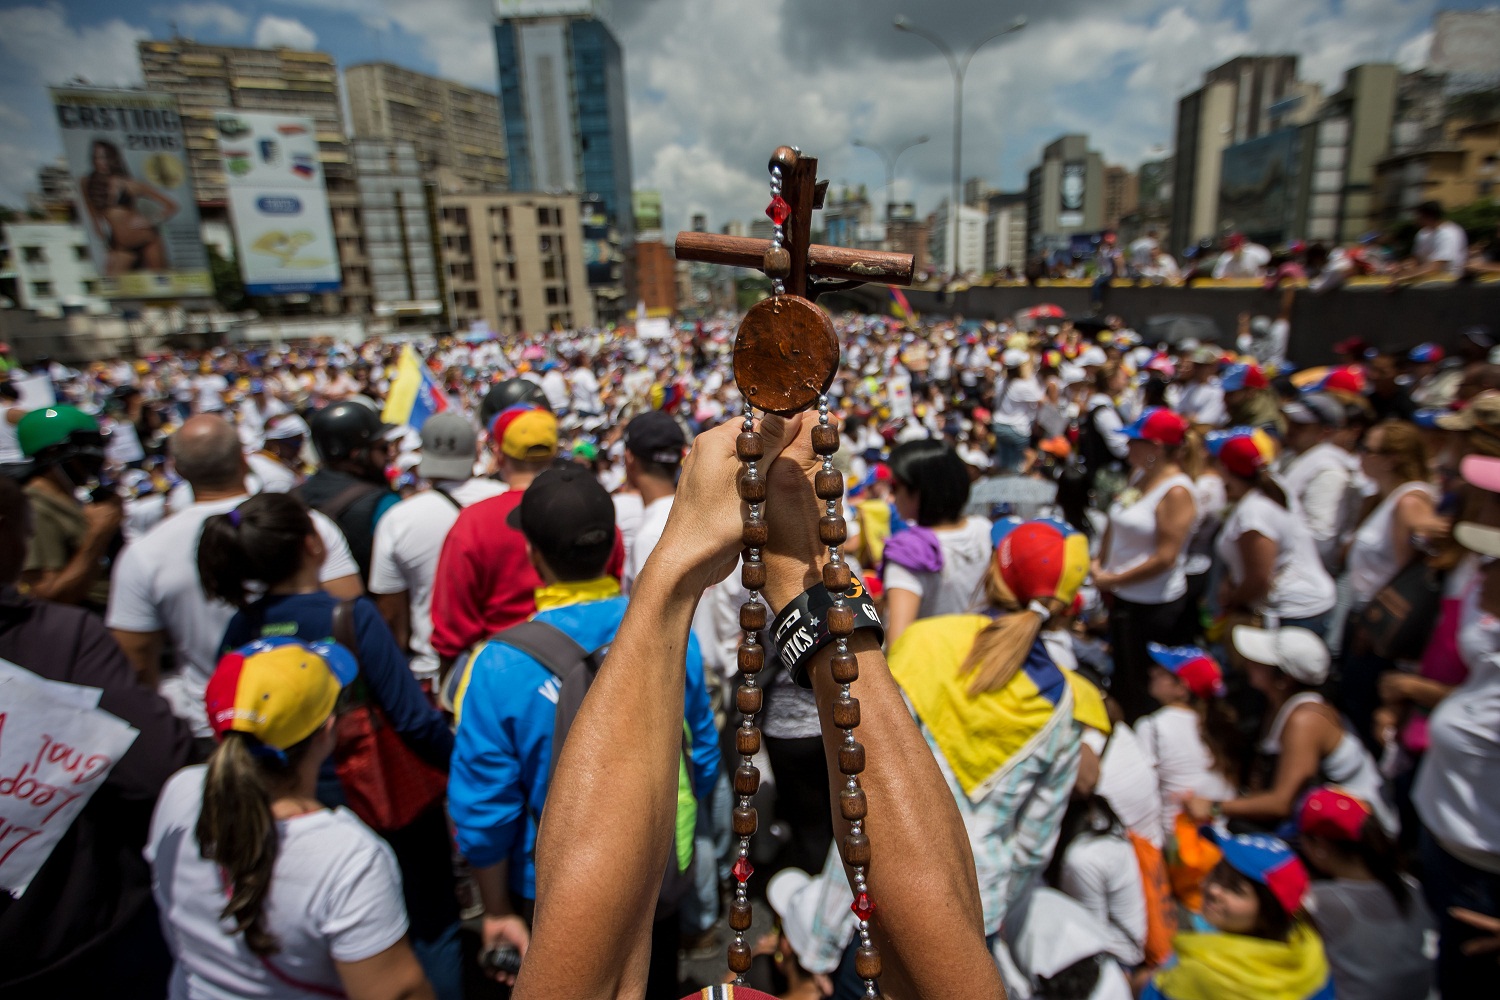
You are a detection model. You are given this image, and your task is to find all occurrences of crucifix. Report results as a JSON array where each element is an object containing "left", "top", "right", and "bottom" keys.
[{"left": 675, "top": 147, "right": 915, "bottom": 996}]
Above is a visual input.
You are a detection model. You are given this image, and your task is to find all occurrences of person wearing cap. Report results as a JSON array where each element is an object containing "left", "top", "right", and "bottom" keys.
[
  {"left": 1141, "top": 830, "right": 1332, "bottom": 1000},
  {"left": 1093, "top": 408, "right": 1199, "bottom": 722},
  {"left": 1297, "top": 787, "right": 1435, "bottom": 1000},
  {"left": 1136, "top": 645, "right": 1239, "bottom": 837},
  {"left": 1212, "top": 233, "right": 1272, "bottom": 280},
  {"left": 1186, "top": 625, "right": 1395, "bottom": 835},
  {"left": 1209, "top": 428, "right": 1337, "bottom": 634},
  {"left": 1220, "top": 361, "right": 1285, "bottom": 436},
  {"left": 144, "top": 638, "right": 435, "bottom": 1000},
  {"left": 994, "top": 887, "right": 1136, "bottom": 1000},
  {"left": 991, "top": 347, "right": 1043, "bottom": 473},
  {"left": 295, "top": 401, "right": 402, "bottom": 584},
  {"left": 447, "top": 466, "right": 718, "bottom": 996},
  {"left": 1409, "top": 343, "right": 1461, "bottom": 410},
  {"left": 620, "top": 410, "right": 688, "bottom": 593},
  {"left": 763, "top": 860, "right": 854, "bottom": 997},
  {"left": 235, "top": 376, "right": 289, "bottom": 453},
  {"left": 1279, "top": 394, "right": 1361, "bottom": 570},
  {"left": 1364, "top": 352, "right": 1418, "bottom": 424},
  {"left": 1174, "top": 347, "right": 1227, "bottom": 428},
  {"left": 248, "top": 412, "right": 311, "bottom": 494},
  {"left": 369, "top": 413, "right": 506, "bottom": 685}
]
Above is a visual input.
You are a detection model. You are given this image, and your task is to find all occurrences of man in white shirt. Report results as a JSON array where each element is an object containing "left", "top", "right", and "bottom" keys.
[
  {"left": 992, "top": 348, "right": 1043, "bottom": 473},
  {"left": 106, "top": 415, "right": 362, "bottom": 743},
  {"left": 1395, "top": 200, "right": 1469, "bottom": 283},
  {"left": 540, "top": 363, "right": 571, "bottom": 413},
  {"left": 1212, "top": 233, "right": 1271, "bottom": 280},
  {"left": 246, "top": 413, "right": 308, "bottom": 494},
  {"left": 369, "top": 412, "right": 504, "bottom": 683},
  {"left": 1175, "top": 348, "right": 1228, "bottom": 428},
  {"left": 235, "top": 379, "right": 288, "bottom": 451},
  {"left": 620, "top": 411, "right": 687, "bottom": 592},
  {"left": 1280, "top": 394, "right": 1363, "bottom": 571}
]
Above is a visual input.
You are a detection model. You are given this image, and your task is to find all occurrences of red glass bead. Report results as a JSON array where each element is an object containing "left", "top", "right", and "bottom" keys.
[
  {"left": 733, "top": 855, "right": 755, "bottom": 883},
  {"left": 766, "top": 195, "right": 791, "bottom": 225},
  {"left": 851, "top": 891, "right": 876, "bottom": 922}
]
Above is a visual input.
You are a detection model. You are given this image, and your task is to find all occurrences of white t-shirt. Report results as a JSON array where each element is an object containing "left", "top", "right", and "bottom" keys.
[
  {"left": 368, "top": 480, "right": 505, "bottom": 679},
  {"left": 246, "top": 451, "right": 300, "bottom": 495},
  {"left": 613, "top": 493, "right": 646, "bottom": 573},
  {"left": 569, "top": 368, "right": 602, "bottom": 413},
  {"left": 993, "top": 376, "right": 1043, "bottom": 433},
  {"left": 1215, "top": 488, "right": 1337, "bottom": 621},
  {"left": 1281, "top": 443, "right": 1362, "bottom": 566},
  {"left": 1135, "top": 705, "right": 1237, "bottom": 835},
  {"left": 624, "top": 495, "right": 673, "bottom": 594},
  {"left": 105, "top": 417, "right": 146, "bottom": 466},
  {"left": 1084, "top": 722, "right": 1165, "bottom": 848},
  {"left": 1176, "top": 379, "right": 1226, "bottom": 428},
  {"left": 882, "top": 516, "right": 993, "bottom": 620},
  {"left": 1346, "top": 482, "right": 1437, "bottom": 608},
  {"left": 1103, "top": 474, "right": 1196, "bottom": 605},
  {"left": 145, "top": 766, "right": 408, "bottom": 1000},
  {"left": 1058, "top": 832, "right": 1148, "bottom": 968},
  {"left": 106, "top": 497, "right": 360, "bottom": 738},
  {"left": 0, "top": 405, "right": 23, "bottom": 464},
  {"left": 1212, "top": 243, "right": 1271, "bottom": 279},
  {"left": 1414, "top": 220, "right": 1468, "bottom": 277},
  {"left": 195, "top": 374, "right": 229, "bottom": 414}
]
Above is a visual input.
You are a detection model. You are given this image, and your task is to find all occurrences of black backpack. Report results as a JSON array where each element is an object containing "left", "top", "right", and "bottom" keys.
[{"left": 1077, "top": 402, "right": 1120, "bottom": 481}]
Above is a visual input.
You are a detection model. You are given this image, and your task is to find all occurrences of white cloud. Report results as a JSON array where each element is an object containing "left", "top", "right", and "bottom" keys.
[
  {"left": 157, "top": 3, "right": 249, "bottom": 38},
  {"left": 253, "top": 14, "right": 319, "bottom": 50}
]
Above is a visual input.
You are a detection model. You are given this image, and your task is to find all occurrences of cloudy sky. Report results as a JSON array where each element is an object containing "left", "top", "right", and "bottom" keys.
[{"left": 0, "top": 0, "right": 1482, "bottom": 237}]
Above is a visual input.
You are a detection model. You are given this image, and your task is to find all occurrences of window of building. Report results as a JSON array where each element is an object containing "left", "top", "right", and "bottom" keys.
[
  {"left": 31, "top": 281, "right": 53, "bottom": 297},
  {"left": 538, "top": 207, "right": 550, "bottom": 227},
  {"left": 82, "top": 280, "right": 97, "bottom": 294},
  {"left": 543, "top": 258, "right": 557, "bottom": 280},
  {"left": 539, "top": 235, "right": 552, "bottom": 253},
  {"left": 74, "top": 245, "right": 90, "bottom": 261},
  {"left": 21, "top": 247, "right": 44, "bottom": 263},
  {"left": 546, "top": 286, "right": 560, "bottom": 305}
]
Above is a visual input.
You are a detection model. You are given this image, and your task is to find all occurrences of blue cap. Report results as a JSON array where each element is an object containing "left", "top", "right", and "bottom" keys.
[
  {"left": 249, "top": 379, "right": 265, "bottom": 394},
  {"left": 1203, "top": 828, "right": 1309, "bottom": 916},
  {"left": 1409, "top": 343, "right": 1443, "bottom": 364},
  {"left": 1413, "top": 408, "right": 1444, "bottom": 429}
]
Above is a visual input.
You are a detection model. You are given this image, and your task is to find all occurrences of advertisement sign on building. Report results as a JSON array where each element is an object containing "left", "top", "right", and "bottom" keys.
[
  {"left": 1059, "top": 161, "right": 1086, "bottom": 228},
  {"left": 215, "top": 112, "right": 341, "bottom": 295},
  {"left": 50, "top": 86, "right": 212, "bottom": 300}
]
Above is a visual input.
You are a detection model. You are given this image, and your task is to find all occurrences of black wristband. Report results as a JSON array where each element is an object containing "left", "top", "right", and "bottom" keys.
[{"left": 770, "top": 581, "right": 884, "bottom": 688}]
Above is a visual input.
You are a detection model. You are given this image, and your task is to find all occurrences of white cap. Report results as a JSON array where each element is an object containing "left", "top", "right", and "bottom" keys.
[
  {"left": 1002, "top": 348, "right": 1029, "bottom": 368},
  {"left": 1455, "top": 521, "right": 1500, "bottom": 559},
  {"left": 1232, "top": 625, "right": 1331, "bottom": 685},
  {"left": 264, "top": 413, "right": 311, "bottom": 441},
  {"left": 1078, "top": 346, "right": 1109, "bottom": 367},
  {"left": 766, "top": 867, "right": 856, "bottom": 975}
]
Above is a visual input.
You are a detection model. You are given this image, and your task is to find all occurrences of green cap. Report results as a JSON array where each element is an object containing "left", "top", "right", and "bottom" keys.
[
  {"left": 18, "top": 405, "right": 99, "bottom": 458},
  {"left": 571, "top": 440, "right": 599, "bottom": 462}
]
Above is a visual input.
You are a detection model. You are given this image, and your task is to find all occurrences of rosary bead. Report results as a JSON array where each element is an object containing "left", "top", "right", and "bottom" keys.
[
  {"left": 811, "top": 423, "right": 840, "bottom": 455},
  {"left": 741, "top": 560, "right": 767, "bottom": 590},
  {"left": 822, "top": 561, "right": 852, "bottom": 593},
  {"left": 839, "top": 741, "right": 866, "bottom": 775},
  {"left": 734, "top": 763, "right": 761, "bottom": 796},
  {"left": 770, "top": 145, "right": 799, "bottom": 170},
  {"left": 732, "top": 805, "right": 758, "bottom": 837},
  {"left": 737, "top": 641, "right": 765, "bottom": 674},
  {"left": 742, "top": 520, "right": 769, "bottom": 547},
  {"left": 830, "top": 651, "right": 860, "bottom": 683},
  {"left": 738, "top": 470, "right": 768, "bottom": 503},
  {"left": 736, "top": 724, "right": 762, "bottom": 756},
  {"left": 840, "top": 785, "right": 868, "bottom": 821},
  {"left": 818, "top": 515, "right": 848, "bottom": 546},
  {"left": 855, "top": 946, "right": 882, "bottom": 980},
  {"left": 762, "top": 246, "right": 791, "bottom": 279},
  {"left": 740, "top": 602, "right": 767, "bottom": 631},
  {"left": 728, "top": 941, "right": 753, "bottom": 973},
  {"left": 729, "top": 900, "right": 754, "bottom": 931},
  {"left": 827, "top": 604, "right": 856, "bottom": 636},
  {"left": 833, "top": 695, "right": 861, "bottom": 729},
  {"left": 842, "top": 831, "right": 871, "bottom": 867},
  {"left": 736, "top": 684, "right": 763, "bottom": 715},
  {"left": 815, "top": 469, "right": 845, "bottom": 500},
  {"left": 735, "top": 432, "right": 764, "bottom": 461}
]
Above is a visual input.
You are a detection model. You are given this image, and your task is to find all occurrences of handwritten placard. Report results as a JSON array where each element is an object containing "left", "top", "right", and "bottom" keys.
[{"left": 0, "top": 659, "right": 139, "bottom": 896}]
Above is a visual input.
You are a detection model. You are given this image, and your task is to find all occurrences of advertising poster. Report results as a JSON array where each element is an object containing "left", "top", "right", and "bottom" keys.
[
  {"left": 215, "top": 112, "right": 341, "bottom": 296},
  {"left": 1059, "top": 161, "right": 1086, "bottom": 228},
  {"left": 50, "top": 87, "right": 212, "bottom": 300}
]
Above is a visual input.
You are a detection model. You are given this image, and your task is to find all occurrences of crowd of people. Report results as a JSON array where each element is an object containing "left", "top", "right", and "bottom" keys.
[{"left": 2, "top": 300, "right": 1500, "bottom": 1000}]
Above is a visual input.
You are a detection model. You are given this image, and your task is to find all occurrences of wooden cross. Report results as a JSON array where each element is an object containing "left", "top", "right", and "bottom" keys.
[{"left": 674, "top": 146, "right": 917, "bottom": 415}]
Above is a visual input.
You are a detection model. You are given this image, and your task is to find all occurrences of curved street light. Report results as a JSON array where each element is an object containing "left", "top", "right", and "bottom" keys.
[{"left": 851, "top": 135, "right": 930, "bottom": 222}]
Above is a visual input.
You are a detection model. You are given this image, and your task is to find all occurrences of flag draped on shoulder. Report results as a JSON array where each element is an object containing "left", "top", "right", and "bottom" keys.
[{"left": 381, "top": 344, "right": 448, "bottom": 430}]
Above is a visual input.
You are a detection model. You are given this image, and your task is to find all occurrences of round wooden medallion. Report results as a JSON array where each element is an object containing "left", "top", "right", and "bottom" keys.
[{"left": 733, "top": 295, "right": 840, "bottom": 417}]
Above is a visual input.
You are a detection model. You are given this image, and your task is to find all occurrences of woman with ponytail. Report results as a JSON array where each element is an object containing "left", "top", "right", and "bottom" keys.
[
  {"left": 145, "top": 639, "right": 434, "bottom": 999},
  {"left": 1136, "top": 644, "right": 1242, "bottom": 836},
  {"left": 887, "top": 518, "right": 1113, "bottom": 935}
]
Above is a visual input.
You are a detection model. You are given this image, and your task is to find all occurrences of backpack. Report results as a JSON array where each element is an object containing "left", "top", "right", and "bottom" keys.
[{"left": 1077, "top": 402, "right": 1119, "bottom": 481}]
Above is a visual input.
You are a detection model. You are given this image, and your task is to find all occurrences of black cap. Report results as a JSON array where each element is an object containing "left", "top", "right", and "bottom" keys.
[
  {"left": 480, "top": 378, "right": 551, "bottom": 428},
  {"left": 507, "top": 466, "right": 616, "bottom": 565},
  {"left": 624, "top": 411, "right": 686, "bottom": 464}
]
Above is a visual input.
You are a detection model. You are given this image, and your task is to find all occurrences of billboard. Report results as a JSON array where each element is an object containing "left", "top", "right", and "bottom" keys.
[
  {"left": 1219, "top": 127, "right": 1303, "bottom": 247},
  {"left": 1059, "top": 161, "right": 1086, "bottom": 228},
  {"left": 215, "top": 112, "right": 341, "bottom": 296},
  {"left": 50, "top": 87, "right": 212, "bottom": 300}
]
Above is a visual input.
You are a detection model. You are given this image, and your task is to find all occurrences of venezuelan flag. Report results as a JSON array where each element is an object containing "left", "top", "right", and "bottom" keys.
[
  {"left": 889, "top": 286, "right": 916, "bottom": 327},
  {"left": 381, "top": 344, "right": 449, "bottom": 430}
]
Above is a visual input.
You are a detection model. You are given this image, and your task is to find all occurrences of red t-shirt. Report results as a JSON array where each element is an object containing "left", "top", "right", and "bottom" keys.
[{"left": 429, "top": 488, "right": 625, "bottom": 660}]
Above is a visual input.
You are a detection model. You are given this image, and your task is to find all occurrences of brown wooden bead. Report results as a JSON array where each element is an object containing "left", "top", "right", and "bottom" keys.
[
  {"left": 833, "top": 695, "right": 861, "bottom": 729},
  {"left": 827, "top": 604, "right": 856, "bottom": 636},
  {"left": 855, "top": 945, "right": 882, "bottom": 979},
  {"left": 736, "top": 725, "right": 762, "bottom": 756},
  {"left": 736, "top": 684, "right": 763, "bottom": 715},
  {"left": 842, "top": 831, "right": 871, "bottom": 866},
  {"left": 732, "top": 805, "right": 758, "bottom": 837},
  {"left": 741, "top": 560, "right": 767, "bottom": 590},
  {"left": 733, "top": 296, "right": 839, "bottom": 417},
  {"left": 811, "top": 423, "right": 840, "bottom": 455},
  {"left": 840, "top": 785, "right": 868, "bottom": 821},
  {"left": 738, "top": 470, "right": 767, "bottom": 503},
  {"left": 728, "top": 941, "right": 753, "bottom": 973},
  {"left": 742, "top": 520, "right": 769, "bottom": 547},
  {"left": 740, "top": 602, "right": 767, "bottom": 631},
  {"left": 822, "top": 561, "right": 852, "bottom": 593},
  {"left": 729, "top": 900, "right": 753, "bottom": 931},
  {"left": 734, "top": 763, "right": 761, "bottom": 796},
  {"left": 738, "top": 642, "right": 765, "bottom": 674},
  {"left": 839, "top": 741, "right": 866, "bottom": 775},
  {"left": 770, "top": 145, "right": 799, "bottom": 171},
  {"left": 818, "top": 515, "right": 848, "bottom": 546},
  {"left": 830, "top": 652, "right": 859, "bottom": 683},
  {"left": 736, "top": 431, "right": 764, "bottom": 461},
  {"left": 762, "top": 245, "right": 791, "bottom": 279},
  {"left": 815, "top": 469, "right": 845, "bottom": 500}
]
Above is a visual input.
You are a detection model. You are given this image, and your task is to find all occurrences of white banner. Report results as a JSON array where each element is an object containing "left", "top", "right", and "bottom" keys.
[{"left": 215, "top": 113, "right": 341, "bottom": 296}]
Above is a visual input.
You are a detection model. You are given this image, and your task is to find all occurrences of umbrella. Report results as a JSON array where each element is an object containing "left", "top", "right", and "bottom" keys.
[
  {"left": 1142, "top": 314, "right": 1222, "bottom": 346},
  {"left": 1022, "top": 304, "right": 1066, "bottom": 320},
  {"left": 1067, "top": 316, "right": 1113, "bottom": 335}
]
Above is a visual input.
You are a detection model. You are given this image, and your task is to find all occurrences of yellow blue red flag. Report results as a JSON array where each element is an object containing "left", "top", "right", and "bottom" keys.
[
  {"left": 890, "top": 286, "right": 916, "bottom": 326},
  {"left": 381, "top": 344, "right": 449, "bottom": 430}
]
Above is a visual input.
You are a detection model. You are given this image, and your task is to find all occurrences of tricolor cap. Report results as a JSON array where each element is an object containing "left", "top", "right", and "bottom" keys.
[
  {"left": 489, "top": 404, "right": 559, "bottom": 461},
  {"left": 993, "top": 519, "right": 1090, "bottom": 610},
  {"left": 1298, "top": 787, "right": 1374, "bottom": 842},
  {"left": 1121, "top": 407, "right": 1189, "bottom": 446},
  {"left": 1309, "top": 365, "right": 1366, "bottom": 396},
  {"left": 1204, "top": 828, "right": 1310, "bottom": 917},
  {"left": 1147, "top": 643, "right": 1226, "bottom": 699},
  {"left": 1207, "top": 426, "right": 1276, "bottom": 478},
  {"left": 1219, "top": 361, "right": 1269, "bottom": 392},
  {"left": 205, "top": 638, "right": 357, "bottom": 755},
  {"left": 1409, "top": 343, "right": 1444, "bottom": 364}
]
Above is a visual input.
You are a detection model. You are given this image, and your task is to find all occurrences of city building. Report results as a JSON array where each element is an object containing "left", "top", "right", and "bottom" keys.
[
  {"left": 823, "top": 185, "right": 882, "bottom": 249},
  {"left": 1121, "top": 155, "right": 1173, "bottom": 244},
  {"left": 1298, "top": 63, "right": 1398, "bottom": 243},
  {"left": 929, "top": 202, "right": 986, "bottom": 276},
  {"left": 885, "top": 203, "right": 929, "bottom": 278},
  {"left": 138, "top": 37, "right": 349, "bottom": 206},
  {"left": 1372, "top": 116, "right": 1500, "bottom": 227},
  {"left": 1026, "top": 134, "right": 1106, "bottom": 253},
  {"left": 748, "top": 218, "right": 774, "bottom": 240},
  {"left": 1, "top": 222, "right": 109, "bottom": 317},
  {"left": 632, "top": 240, "right": 675, "bottom": 315},
  {"left": 28, "top": 160, "right": 75, "bottom": 220},
  {"left": 1218, "top": 127, "right": 1307, "bottom": 246},
  {"left": 1428, "top": 9, "right": 1500, "bottom": 94},
  {"left": 1103, "top": 166, "right": 1139, "bottom": 231},
  {"left": 983, "top": 192, "right": 1026, "bottom": 275},
  {"left": 345, "top": 62, "right": 508, "bottom": 193},
  {"left": 633, "top": 190, "right": 663, "bottom": 234},
  {"left": 438, "top": 191, "right": 595, "bottom": 335},
  {"left": 340, "top": 140, "right": 444, "bottom": 331}
]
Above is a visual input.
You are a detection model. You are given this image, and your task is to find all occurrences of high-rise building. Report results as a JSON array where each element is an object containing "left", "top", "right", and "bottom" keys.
[
  {"left": 493, "top": 1, "right": 633, "bottom": 246},
  {"left": 1026, "top": 134, "right": 1106, "bottom": 252},
  {"left": 1429, "top": 10, "right": 1500, "bottom": 94},
  {"left": 885, "top": 203, "right": 929, "bottom": 278},
  {"left": 345, "top": 63, "right": 508, "bottom": 193},
  {"left": 2, "top": 222, "right": 109, "bottom": 317},
  {"left": 983, "top": 193, "right": 1027, "bottom": 274},
  {"left": 138, "top": 38, "right": 348, "bottom": 206},
  {"left": 929, "top": 202, "right": 986, "bottom": 276},
  {"left": 1103, "top": 166, "right": 1139, "bottom": 231},
  {"left": 1301, "top": 63, "right": 1399, "bottom": 243},
  {"left": 341, "top": 139, "right": 444, "bottom": 330}
]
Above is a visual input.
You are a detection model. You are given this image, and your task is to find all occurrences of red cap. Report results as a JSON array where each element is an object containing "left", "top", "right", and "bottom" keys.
[
  {"left": 1298, "top": 787, "right": 1373, "bottom": 842},
  {"left": 994, "top": 521, "right": 1090, "bottom": 607},
  {"left": 1217, "top": 435, "right": 1266, "bottom": 478},
  {"left": 1122, "top": 408, "right": 1189, "bottom": 447},
  {"left": 1319, "top": 366, "right": 1367, "bottom": 395}
]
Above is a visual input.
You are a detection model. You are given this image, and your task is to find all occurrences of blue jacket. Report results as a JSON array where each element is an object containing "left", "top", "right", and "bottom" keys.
[{"left": 448, "top": 595, "right": 719, "bottom": 898}]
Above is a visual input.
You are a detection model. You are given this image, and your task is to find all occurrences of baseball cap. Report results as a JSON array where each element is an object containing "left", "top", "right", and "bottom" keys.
[
  {"left": 1454, "top": 521, "right": 1500, "bottom": 558},
  {"left": 1309, "top": 365, "right": 1367, "bottom": 396},
  {"left": 418, "top": 412, "right": 478, "bottom": 481},
  {"left": 506, "top": 465, "right": 616, "bottom": 562},
  {"left": 1121, "top": 407, "right": 1189, "bottom": 446},
  {"left": 765, "top": 868, "right": 855, "bottom": 975},
  {"left": 205, "top": 638, "right": 357, "bottom": 755},
  {"left": 1231, "top": 624, "right": 1331, "bottom": 685},
  {"left": 490, "top": 404, "right": 558, "bottom": 461},
  {"left": 993, "top": 519, "right": 1090, "bottom": 610},
  {"left": 1077, "top": 346, "right": 1108, "bottom": 367},
  {"left": 1409, "top": 343, "right": 1444, "bottom": 364},
  {"left": 1437, "top": 392, "right": 1500, "bottom": 432},
  {"left": 1206, "top": 427, "right": 1276, "bottom": 478},
  {"left": 1148, "top": 643, "right": 1226, "bottom": 699},
  {"left": 1192, "top": 345, "right": 1222, "bottom": 366},
  {"left": 1299, "top": 787, "right": 1375, "bottom": 842},
  {"left": 263, "top": 413, "right": 311, "bottom": 442},
  {"left": 1282, "top": 392, "right": 1344, "bottom": 428},
  {"left": 1333, "top": 336, "right": 1368, "bottom": 357},
  {"left": 1220, "top": 361, "right": 1268, "bottom": 393},
  {"left": 1204, "top": 828, "right": 1310, "bottom": 917},
  {"left": 624, "top": 411, "right": 686, "bottom": 465},
  {"left": 1001, "top": 348, "right": 1029, "bottom": 368}
]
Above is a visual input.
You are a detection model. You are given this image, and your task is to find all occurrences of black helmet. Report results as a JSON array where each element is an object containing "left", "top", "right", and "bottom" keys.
[
  {"left": 309, "top": 401, "right": 392, "bottom": 462},
  {"left": 480, "top": 378, "right": 551, "bottom": 429}
]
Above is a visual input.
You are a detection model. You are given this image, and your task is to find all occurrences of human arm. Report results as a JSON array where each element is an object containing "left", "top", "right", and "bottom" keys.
[
  {"left": 1219, "top": 530, "right": 1277, "bottom": 611},
  {"left": 335, "top": 942, "right": 435, "bottom": 1000},
  {"left": 110, "top": 628, "right": 165, "bottom": 687},
  {"left": 882, "top": 583, "right": 922, "bottom": 648},
  {"left": 1392, "top": 489, "right": 1448, "bottom": 559},
  {"left": 374, "top": 591, "right": 411, "bottom": 653},
  {"left": 1299, "top": 468, "right": 1348, "bottom": 558},
  {"left": 1095, "top": 405, "right": 1129, "bottom": 460},
  {"left": 352, "top": 599, "right": 452, "bottom": 767},
  {"left": 25, "top": 497, "right": 122, "bottom": 604},
  {"left": 472, "top": 861, "right": 530, "bottom": 984},
  {"left": 1187, "top": 706, "right": 1331, "bottom": 823},
  {"left": 368, "top": 516, "right": 412, "bottom": 651},
  {"left": 1093, "top": 486, "right": 1194, "bottom": 592},
  {"left": 1379, "top": 671, "right": 1454, "bottom": 710}
]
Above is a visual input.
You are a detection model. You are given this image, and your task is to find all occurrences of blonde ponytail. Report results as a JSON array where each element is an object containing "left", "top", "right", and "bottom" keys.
[{"left": 957, "top": 562, "right": 1057, "bottom": 695}]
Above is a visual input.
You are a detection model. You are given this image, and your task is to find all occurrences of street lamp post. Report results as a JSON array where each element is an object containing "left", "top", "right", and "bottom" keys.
[
  {"left": 894, "top": 13, "right": 1025, "bottom": 280},
  {"left": 851, "top": 135, "right": 930, "bottom": 223}
]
